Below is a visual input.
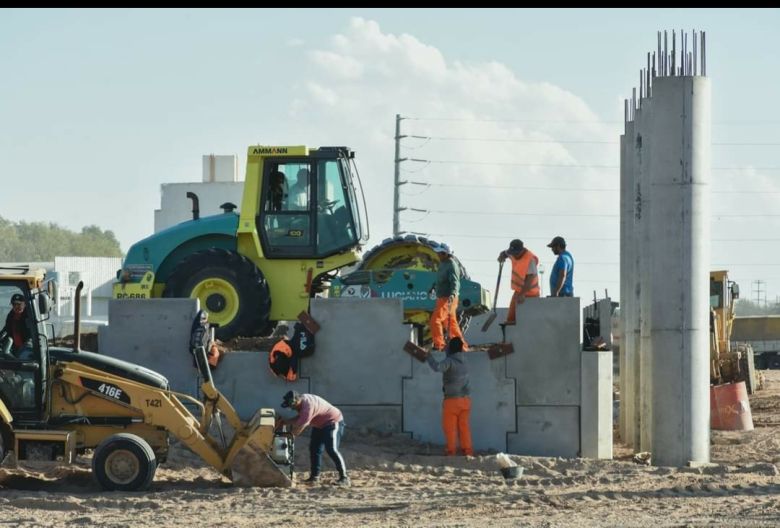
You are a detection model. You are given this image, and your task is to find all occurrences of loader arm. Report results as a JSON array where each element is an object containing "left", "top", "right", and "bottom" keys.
[{"left": 53, "top": 360, "right": 289, "bottom": 485}]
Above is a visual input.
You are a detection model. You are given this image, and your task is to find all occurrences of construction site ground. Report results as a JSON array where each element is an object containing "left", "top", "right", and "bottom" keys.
[{"left": 2, "top": 371, "right": 780, "bottom": 527}]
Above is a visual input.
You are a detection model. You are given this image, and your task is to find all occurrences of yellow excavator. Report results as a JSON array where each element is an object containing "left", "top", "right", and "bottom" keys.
[
  {"left": 0, "top": 267, "right": 292, "bottom": 490},
  {"left": 709, "top": 270, "right": 760, "bottom": 393}
]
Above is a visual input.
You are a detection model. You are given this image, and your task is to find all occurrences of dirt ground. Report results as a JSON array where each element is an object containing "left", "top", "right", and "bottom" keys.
[{"left": 2, "top": 373, "right": 780, "bottom": 527}]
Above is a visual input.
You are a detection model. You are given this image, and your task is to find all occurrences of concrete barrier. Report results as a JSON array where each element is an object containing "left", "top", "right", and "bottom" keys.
[
  {"left": 98, "top": 295, "right": 612, "bottom": 459},
  {"left": 402, "top": 350, "right": 516, "bottom": 452},
  {"left": 98, "top": 298, "right": 200, "bottom": 396}
]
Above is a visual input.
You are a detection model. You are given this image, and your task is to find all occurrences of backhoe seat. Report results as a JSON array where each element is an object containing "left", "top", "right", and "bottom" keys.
[{"left": 49, "top": 348, "right": 169, "bottom": 390}]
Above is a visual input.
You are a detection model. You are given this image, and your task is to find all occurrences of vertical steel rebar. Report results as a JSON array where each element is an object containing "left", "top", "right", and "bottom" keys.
[{"left": 702, "top": 31, "right": 706, "bottom": 76}]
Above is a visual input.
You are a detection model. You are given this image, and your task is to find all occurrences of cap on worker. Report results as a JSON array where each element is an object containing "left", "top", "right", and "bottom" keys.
[
  {"left": 546, "top": 236, "right": 566, "bottom": 248},
  {"left": 431, "top": 242, "right": 451, "bottom": 255},
  {"left": 10, "top": 293, "right": 25, "bottom": 304},
  {"left": 281, "top": 390, "right": 300, "bottom": 408},
  {"left": 506, "top": 239, "right": 524, "bottom": 256}
]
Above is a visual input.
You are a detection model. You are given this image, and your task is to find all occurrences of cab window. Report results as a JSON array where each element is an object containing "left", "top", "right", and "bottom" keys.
[
  {"left": 0, "top": 286, "right": 37, "bottom": 409},
  {"left": 261, "top": 162, "right": 314, "bottom": 254},
  {"left": 316, "top": 159, "right": 357, "bottom": 255}
]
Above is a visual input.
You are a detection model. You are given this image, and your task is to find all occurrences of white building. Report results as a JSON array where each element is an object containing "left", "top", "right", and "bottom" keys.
[{"left": 153, "top": 154, "right": 243, "bottom": 233}]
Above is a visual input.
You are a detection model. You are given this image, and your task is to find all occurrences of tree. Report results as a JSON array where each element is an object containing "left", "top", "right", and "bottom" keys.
[
  {"left": 0, "top": 216, "right": 122, "bottom": 261},
  {"left": 734, "top": 299, "right": 780, "bottom": 316}
]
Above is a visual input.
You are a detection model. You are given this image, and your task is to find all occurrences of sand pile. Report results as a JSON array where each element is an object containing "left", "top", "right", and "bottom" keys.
[{"left": 2, "top": 372, "right": 780, "bottom": 527}]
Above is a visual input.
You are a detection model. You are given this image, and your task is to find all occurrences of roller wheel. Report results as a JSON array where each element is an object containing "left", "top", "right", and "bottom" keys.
[
  {"left": 92, "top": 433, "right": 157, "bottom": 491},
  {"left": 163, "top": 249, "right": 273, "bottom": 341},
  {"left": 357, "top": 234, "right": 472, "bottom": 343}
]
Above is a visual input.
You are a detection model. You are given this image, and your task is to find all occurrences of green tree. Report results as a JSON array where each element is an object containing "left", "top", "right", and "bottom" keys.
[
  {"left": 734, "top": 299, "right": 780, "bottom": 316},
  {"left": 0, "top": 216, "right": 122, "bottom": 261}
]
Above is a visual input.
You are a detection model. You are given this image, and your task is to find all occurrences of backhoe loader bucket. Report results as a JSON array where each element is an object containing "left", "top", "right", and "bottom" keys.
[{"left": 228, "top": 409, "right": 293, "bottom": 488}]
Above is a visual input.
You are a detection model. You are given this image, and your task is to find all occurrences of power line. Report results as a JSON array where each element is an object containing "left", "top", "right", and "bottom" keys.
[
  {"left": 405, "top": 181, "right": 780, "bottom": 194},
  {"left": 403, "top": 115, "right": 780, "bottom": 126},
  {"left": 405, "top": 158, "right": 780, "bottom": 171},
  {"left": 407, "top": 158, "right": 617, "bottom": 169},
  {"left": 427, "top": 209, "right": 618, "bottom": 217},
  {"left": 405, "top": 134, "right": 780, "bottom": 147}
]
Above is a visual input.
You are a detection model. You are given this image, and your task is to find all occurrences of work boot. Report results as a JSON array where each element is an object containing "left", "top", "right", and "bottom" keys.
[
  {"left": 336, "top": 475, "right": 351, "bottom": 487},
  {"left": 304, "top": 474, "right": 320, "bottom": 484}
]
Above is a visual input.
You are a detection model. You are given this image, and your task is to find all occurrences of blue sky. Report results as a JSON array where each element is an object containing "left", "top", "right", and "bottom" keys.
[{"left": 2, "top": 8, "right": 780, "bottom": 306}]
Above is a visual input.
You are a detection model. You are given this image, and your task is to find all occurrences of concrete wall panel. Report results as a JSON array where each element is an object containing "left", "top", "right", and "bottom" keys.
[
  {"left": 337, "top": 406, "right": 403, "bottom": 434},
  {"left": 306, "top": 298, "right": 413, "bottom": 405},
  {"left": 465, "top": 308, "right": 508, "bottom": 346},
  {"left": 505, "top": 297, "right": 581, "bottom": 406},
  {"left": 402, "top": 351, "right": 516, "bottom": 453},
  {"left": 507, "top": 406, "right": 580, "bottom": 458},
  {"left": 99, "top": 299, "right": 200, "bottom": 396},
  {"left": 212, "top": 352, "right": 309, "bottom": 420}
]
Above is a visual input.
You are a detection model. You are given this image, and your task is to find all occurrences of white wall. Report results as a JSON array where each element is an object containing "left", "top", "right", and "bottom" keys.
[
  {"left": 153, "top": 182, "right": 243, "bottom": 233},
  {"left": 202, "top": 154, "right": 238, "bottom": 183}
]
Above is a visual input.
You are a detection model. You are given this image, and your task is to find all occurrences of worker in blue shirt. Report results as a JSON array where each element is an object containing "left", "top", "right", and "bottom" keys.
[{"left": 547, "top": 236, "right": 574, "bottom": 297}]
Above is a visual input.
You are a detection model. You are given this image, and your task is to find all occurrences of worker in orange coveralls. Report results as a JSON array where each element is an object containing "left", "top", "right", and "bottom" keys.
[
  {"left": 429, "top": 243, "right": 468, "bottom": 352},
  {"left": 426, "top": 336, "right": 473, "bottom": 456},
  {"left": 498, "top": 239, "right": 540, "bottom": 325}
]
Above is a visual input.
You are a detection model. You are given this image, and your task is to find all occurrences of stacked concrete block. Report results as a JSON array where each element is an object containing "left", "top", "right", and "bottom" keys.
[
  {"left": 581, "top": 350, "right": 614, "bottom": 459},
  {"left": 504, "top": 297, "right": 581, "bottom": 457},
  {"left": 98, "top": 298, "right": 200, "bottom": 397},
  {"left": 465, "top": 308, "right": 508, "bottom": 346},
  {"left": 306, "top": 297, "right": 414, "bottom": 431},
  {"left": 97, "top": 294, "right": 613, "bottom": 459},
  {"left": 402, "top": 350, "right": 516, "bottom": 452},
  {"left": 212, "top": 352, "right": 309, "bottom": 420}
]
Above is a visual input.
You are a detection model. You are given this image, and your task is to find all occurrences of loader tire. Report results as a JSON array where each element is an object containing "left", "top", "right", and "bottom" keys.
[
  {"left": 92, "top": 433, "right": 157, "bottom": 491},
  {"left": 163, "top": 249, "right": 273, "bottom": 341}
]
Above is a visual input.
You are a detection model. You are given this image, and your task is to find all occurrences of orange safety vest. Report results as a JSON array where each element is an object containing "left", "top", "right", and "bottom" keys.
[
  {"left": 269, "top": 339, "right": 297, "bottom": 381},
  {"left": 510, "top": 250, "right": 540, "bottom": 296}
]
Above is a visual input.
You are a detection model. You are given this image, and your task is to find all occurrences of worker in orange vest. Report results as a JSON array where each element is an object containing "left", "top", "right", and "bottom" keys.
[
  {"left": 498, "top": 239, "right": 540, "bottom": 324},
  {"left": 430, "top": 243, "right": 468, "bottom": 351}
]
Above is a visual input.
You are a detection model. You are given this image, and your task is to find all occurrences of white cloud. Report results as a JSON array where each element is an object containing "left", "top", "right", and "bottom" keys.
[{"left": 288, "top": 17, "right": 620, "bottom": 306}]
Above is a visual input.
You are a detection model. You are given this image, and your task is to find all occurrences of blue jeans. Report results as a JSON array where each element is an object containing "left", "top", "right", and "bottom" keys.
[{"left": 309, "top": 421, "right": 347, "bottom": 478}]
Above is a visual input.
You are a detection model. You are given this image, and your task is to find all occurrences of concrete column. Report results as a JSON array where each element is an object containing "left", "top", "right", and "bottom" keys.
[
  {"left": 636, "top": 99, "right": 654, "bottom": 453},
  {"left": 619, "top": 128, "right": 634, "bottom": 447},
  {"left": 627, "top": 118, "right": 642, "bottom": 450},
  {"left": 650, "top": 76, "right": 711, "bottom": 466}
]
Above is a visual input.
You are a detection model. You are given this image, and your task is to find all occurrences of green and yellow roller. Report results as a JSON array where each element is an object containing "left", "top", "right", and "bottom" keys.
[{"left": 114, "top": 145, "right": 489, "bottom": 342}]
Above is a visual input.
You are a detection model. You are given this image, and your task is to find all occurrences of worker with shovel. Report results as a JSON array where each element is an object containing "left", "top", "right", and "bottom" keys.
[
  {"left": 430, "top": 243, "right": 468, "bottom": 352},
  {"left": 498, "top": 239, "right": 540, "bottom": 325}
]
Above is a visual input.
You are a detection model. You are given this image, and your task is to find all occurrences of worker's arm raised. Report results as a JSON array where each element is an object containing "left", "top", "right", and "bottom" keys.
[{"left": 426, "top": 355, "right": 452, "bottom": 373}]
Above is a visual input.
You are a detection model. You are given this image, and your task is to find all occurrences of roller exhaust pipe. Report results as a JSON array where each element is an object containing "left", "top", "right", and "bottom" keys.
[
  {"left": 187, "top": 192, "right": 200, "bottom": 221},
  {"left": 74, "top": 281, "right": 84, "bottom": 351}
]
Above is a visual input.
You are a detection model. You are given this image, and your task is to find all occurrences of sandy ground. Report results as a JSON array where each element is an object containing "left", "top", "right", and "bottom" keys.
[{"left": 3, "top": 373, "right": 780, "bottom": 527}]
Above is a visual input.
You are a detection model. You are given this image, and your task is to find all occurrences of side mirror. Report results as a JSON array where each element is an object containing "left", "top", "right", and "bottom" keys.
[
  {"left": 38, "top": 293, "right": 53, "bottom": 318},
  {"left": 731, "top": 283, "right": 740, "bottom": 300}
]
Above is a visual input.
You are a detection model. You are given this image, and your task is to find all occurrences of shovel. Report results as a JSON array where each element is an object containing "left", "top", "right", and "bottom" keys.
[{"left": 481, "top": 260, "right": 504, "bottom": 332}]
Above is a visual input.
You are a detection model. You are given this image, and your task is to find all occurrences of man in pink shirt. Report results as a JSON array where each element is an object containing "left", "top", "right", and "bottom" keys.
[{"left": 279, "top": 390, "right": 350, "bottom": 486}]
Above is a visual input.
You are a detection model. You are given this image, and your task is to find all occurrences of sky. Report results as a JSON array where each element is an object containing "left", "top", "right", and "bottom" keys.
[{"left": 2, "top": 8, "right": 780, "bottom": 308}]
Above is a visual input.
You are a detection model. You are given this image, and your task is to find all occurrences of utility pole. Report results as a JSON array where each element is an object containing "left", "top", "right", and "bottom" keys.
[
  {"left": 393, "top": 114, "right": 404, "bottom": 236},
  {"left": 752, "top": 280, "right": 766, "bottom": 307}
]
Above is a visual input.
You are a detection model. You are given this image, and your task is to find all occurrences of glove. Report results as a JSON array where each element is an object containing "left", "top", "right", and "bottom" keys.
[{"left": 497, "top": 250, "right": 508, "bottom": 263}]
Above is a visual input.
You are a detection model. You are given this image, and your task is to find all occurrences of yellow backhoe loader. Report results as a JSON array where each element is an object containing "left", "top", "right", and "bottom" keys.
[
  {"left": 710, "top": 270, "right": 761, "bottom": 393},
  {"left": 0, "top": 267, "right": 292, "bottom": 490}
]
